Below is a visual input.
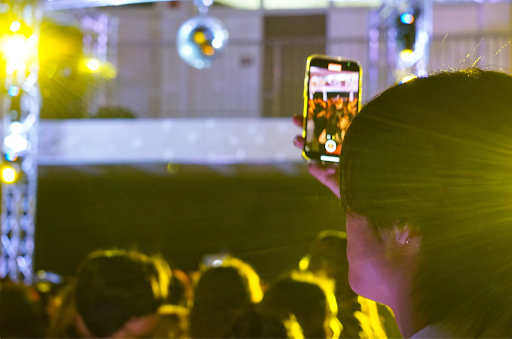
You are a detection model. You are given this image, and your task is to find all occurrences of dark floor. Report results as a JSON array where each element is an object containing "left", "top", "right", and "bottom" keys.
[{"left": 34, "top": 163, "right": 345, "bottom": 282}]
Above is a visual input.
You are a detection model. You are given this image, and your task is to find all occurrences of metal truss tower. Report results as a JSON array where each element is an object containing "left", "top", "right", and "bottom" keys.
[
  {"left": 0, "top": 0, "right": 42, "bottom": 284},
  {"left": 368, "top": 0, "right": 433, "bottom": 87},
  {"left": 0, "top": 0, "right": 116, "bottom": 284}
]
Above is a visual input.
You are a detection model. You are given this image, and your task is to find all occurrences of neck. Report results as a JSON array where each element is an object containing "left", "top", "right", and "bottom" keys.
[{"left": 388, "top": 294, "right": 429, "bottom": 339}]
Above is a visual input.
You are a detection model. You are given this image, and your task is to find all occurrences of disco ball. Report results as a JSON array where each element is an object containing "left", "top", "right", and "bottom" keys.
[{"left": 177, "top": 15, "right": 229, "bottom": 69}]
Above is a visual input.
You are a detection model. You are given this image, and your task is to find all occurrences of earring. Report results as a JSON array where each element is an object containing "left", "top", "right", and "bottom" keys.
[{"left": 406, "top": 239, "right": 410, "bottom": 244}]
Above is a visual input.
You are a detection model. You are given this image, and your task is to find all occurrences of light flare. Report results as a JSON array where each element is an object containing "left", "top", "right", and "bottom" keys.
[{"left": 1, "top": 167, "right": 16, "bottom": 183}]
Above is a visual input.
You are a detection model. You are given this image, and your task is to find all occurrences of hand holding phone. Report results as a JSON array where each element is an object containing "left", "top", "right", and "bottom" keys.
[
  {"left": 293, "top": 114, "right": 340, "bottom": 198},
  {"left": 302, "top": 55, "right": 362, "bottom": 163}
]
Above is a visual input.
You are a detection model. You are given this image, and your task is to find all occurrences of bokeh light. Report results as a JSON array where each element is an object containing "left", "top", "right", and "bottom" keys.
[
  {"left": 9, "top": 21, "right": 21, "bottom": 33},
  {"left": 400, "top": 13, "right": 414, "bottom": 25},
  {"left": 177, "top": 15, "right": 229, "bottom": 69},
  {"left": 86, "top": 58, "right": 100, "bottom": 72},
  {"left": 400, "top": 49, "right": 414, "bottom": 62},
  {"left": 1, "top": 166, "right": 16, "bottom": 184}
]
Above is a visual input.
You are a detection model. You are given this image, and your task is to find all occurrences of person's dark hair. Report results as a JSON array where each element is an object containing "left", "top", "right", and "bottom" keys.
[
  {"left": 303, "top": 231, "right": 348, "bottom": 284},
  {"left": 74, "top": 249, "right": 168, "bottom": 338},
  {"left": 224, "top": 307, "right": 292, "bottom": 339},
  {"left": 340, "top": 69, "right": 512, "bottom": 336},
  {"left": 190, "top": 258, "right": 261, "bottom": 339},
  {"left": 307, "top": 231, "right": 348, "bottom": 266},
  {"left": 260, "top": 271, "right": 337, "bottom": 339}
]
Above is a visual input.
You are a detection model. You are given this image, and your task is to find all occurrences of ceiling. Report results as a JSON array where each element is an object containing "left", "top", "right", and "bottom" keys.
[{"left": 44, "top": 0, "right": 381, "bottom": 10}]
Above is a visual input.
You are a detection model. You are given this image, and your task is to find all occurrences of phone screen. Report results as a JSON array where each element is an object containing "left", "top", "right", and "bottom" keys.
[{"left": 303, "top": 56, "right": 361, "bottom": 163}]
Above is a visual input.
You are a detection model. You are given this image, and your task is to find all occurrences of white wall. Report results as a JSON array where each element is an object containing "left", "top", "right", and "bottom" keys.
[
  {"left": 431, "top": 2, "right": 511, "bottom": 72},
  {"left": 103, "top": 2, "right": 512, "bottom": 117},
  {"left": 104, "top": 2, "right": 263, "bottom": 118}
]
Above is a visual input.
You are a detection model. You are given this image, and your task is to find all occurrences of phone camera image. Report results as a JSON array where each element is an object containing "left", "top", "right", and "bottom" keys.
[{"left": 303, "top": 56, "right": 361, "bottom": 163}]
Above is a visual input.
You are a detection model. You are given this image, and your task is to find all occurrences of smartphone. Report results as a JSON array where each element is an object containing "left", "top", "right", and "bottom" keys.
[{"left": 302, "top": 55, "right": 362, "bottom": 163}]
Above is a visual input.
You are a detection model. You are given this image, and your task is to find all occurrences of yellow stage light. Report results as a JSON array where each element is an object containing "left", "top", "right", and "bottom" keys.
[
  {"left": 0, "top": 34, "right": 31, "bottom": 73},
  {"left": 400, "top": 49, "right": 414, "bottom": 62},
  {"left": 2, "top": 166, "right": 16, "bottom": 184},
  {"left": 86, "top": 58, "right": 100, "bottom": 72}
]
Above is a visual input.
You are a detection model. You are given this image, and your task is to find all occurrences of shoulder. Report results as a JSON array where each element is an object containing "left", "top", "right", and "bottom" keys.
[{"left": 411, "top": 324, "right": 453, "bottom": 339}]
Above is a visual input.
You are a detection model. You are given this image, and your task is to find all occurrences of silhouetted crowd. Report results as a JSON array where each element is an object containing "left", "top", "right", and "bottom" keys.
[{"left": 0, "top": 231, "right": 400, "bottom": 339}]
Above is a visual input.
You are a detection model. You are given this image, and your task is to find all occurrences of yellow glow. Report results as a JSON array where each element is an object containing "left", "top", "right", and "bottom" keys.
[
  {"left": 2, "top": 167, "right": 16, "bottom": 183},
  {"left": 86, "top": 59, "right": 100, "bottom": 72},
  {"left": 0, "top": 34, "right": 31, "bottom": 73},
  {"left": 10, "top": 21, "right": 21, "bottom": 33},
  {"left": 26, "top": 34, "right": 38, "bottom": 48},
  {"left": 193, "top": 31, "right": 206, "bottom": 44},
  {"left": 211, "top": 257, "right": 264, "bottom": 303},
  {"left": 284, "top": 315, "right": 305, "bottom": 339},
  {"left": 401, "top": 75, "right": 417, "bottom": 83},
  {"left": 298, "top": 255, "right": 310, "bottom": 271},
  {"left": 354, "top": 296, "right": 388, "bottom": 339},
  {"left": 103, "top": 66, "right": 117, "bottom": 79},
  {"left": 400, "top": 49, "right": 414, "bottom": 62}
]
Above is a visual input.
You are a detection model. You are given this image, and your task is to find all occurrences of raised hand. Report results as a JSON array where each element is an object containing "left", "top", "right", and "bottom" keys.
[{"left": 292, "top": 114, "right": 341, "bottom": 199}]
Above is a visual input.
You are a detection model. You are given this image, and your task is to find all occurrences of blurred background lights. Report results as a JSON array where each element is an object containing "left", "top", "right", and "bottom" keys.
[
  {"left": 177, "top": 15, "right": 229, "bottom": 69},
  {"left": 181, "top": 45, "right": 192, "bottom": 56},
  {"left": 10, "top": 122, "right": 23, "bottom": 134},
  {"left": 211, "top": 38, "right": 222, "bottom": 49},
  {"left": 400, "top": 13, "right": 414, "bottom": 24},
  {"left": 26, "top": 34, "right": 38, "bottom": 47},
  {"left": 86, "top": 58, "right": 100, "bottom": 72},
  {"left": 1, "top": 34, "right": 29, "bottom": 66},
  {"left": 5, "top": 151, "right": 17, "bottom": 162},
  {"left": 1, "top": 166, "right": 16, "bottom": 184},
  {"left": 8, "top": 86, "right": 20, "bottom": 97},
  {"left": 10, "top": 21, "right": 21, "bottom": 33},
  {"left": 400, "top": 49, "right": 414, "bottom": 62},
  {"left": 4, "top": 134, "right": 29, "bottom": 153}
]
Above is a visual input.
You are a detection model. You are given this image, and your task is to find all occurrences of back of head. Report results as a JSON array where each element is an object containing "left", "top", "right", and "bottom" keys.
[
  {"left": 74, "top": 249, "right": 168, "bottom": 338},
  {"left": 190, "top": 258, "right": 261, "bottom": 338},
  {"left": 260, "top": 272, "right": 338, "bottom": 339},
  {"left": 340, "top": 69, "right": 512, "bottom": 336},
  {"left": 224, "top": 307, "right": 294, "bottom": 339},
  {"left": 306, "top": 231, "right": 348, "bottom": 282}
]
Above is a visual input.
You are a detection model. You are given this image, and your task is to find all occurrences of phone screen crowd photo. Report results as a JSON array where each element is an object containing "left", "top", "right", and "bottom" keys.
[{"left": 305, "top": 64, "right": 360, "bottom": 162}]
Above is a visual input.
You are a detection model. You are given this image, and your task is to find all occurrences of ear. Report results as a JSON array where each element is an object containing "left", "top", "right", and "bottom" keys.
[{"left": 394, "top": 224, "right": 422, "bottom": 248}]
